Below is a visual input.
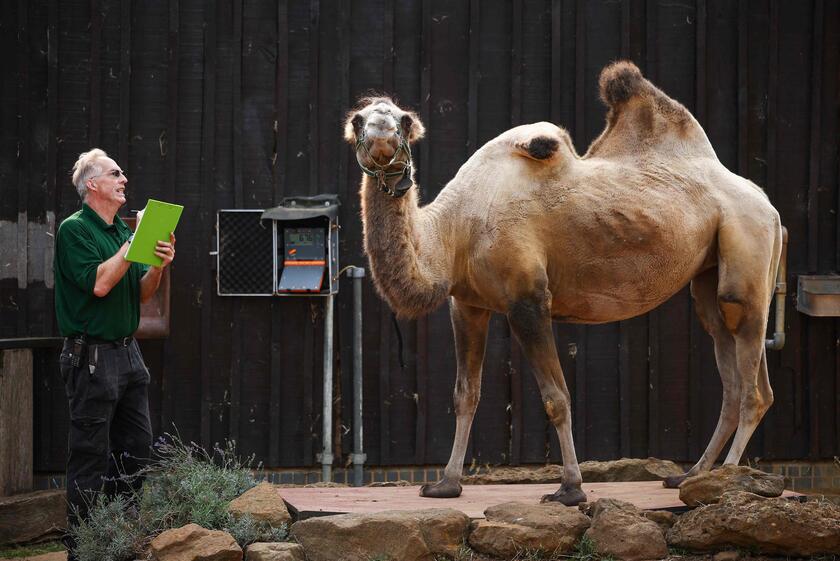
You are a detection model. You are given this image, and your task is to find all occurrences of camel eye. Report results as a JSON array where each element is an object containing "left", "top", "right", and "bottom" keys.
[
  {"left": 352, "top": 114, "right": 365, "bottom": 135},
  {"left": 401, "top": 114, "right": 414, "bottom": 135}
]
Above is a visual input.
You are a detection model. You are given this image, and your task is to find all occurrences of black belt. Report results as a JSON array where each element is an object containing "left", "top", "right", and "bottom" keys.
[{"left": 68, "top": 336, "right": 133, "bottom": 347}]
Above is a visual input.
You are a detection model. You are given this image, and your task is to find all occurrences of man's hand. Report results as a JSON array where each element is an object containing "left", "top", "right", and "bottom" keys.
[
  {"left": 153, "top": 233, "right": 176, "bottom": 269},
  {"left": 135, "top": 208, "right": 145, "bottom": 228}
]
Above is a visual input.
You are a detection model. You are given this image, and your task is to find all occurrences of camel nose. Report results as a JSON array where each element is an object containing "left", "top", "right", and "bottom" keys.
[{"left": 365, "top": 113, "right": 397, "bottom": 139}]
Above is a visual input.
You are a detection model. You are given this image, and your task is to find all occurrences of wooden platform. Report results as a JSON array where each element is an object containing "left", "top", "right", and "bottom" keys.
[{"left": 280, "top": 481, "right": 802, "bottom": 520}]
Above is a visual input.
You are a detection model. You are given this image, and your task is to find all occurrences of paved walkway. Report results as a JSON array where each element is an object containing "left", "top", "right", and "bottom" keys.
[{"left": 0, "top": 552, "right": 65, "bottom": 561}]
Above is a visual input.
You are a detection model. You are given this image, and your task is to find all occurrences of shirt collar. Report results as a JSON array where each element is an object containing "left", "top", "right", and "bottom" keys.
[{"left": 81, "top": 203, "right": 127, "bottom": 232}]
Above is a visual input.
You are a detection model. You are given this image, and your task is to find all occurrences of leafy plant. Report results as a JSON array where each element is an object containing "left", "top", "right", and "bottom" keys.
[{"left": 68, "top": 433, "right": 287, "bottom": 560}]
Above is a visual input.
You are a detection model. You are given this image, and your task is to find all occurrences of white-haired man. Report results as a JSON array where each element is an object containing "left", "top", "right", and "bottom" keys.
[{"left": 54, "top": 149, "right": 175, "bottom": 560}]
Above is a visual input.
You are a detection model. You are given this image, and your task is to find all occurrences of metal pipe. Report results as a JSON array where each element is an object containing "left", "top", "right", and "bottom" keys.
[
  {"left": 348, "top": 267, "right": 367, "bottom": 486},
  {"left": 321, "top": 293, "right": 334, "bottom": 482},
  {"left": 765, "top": 226, "right": 789, "bottom": 350}
]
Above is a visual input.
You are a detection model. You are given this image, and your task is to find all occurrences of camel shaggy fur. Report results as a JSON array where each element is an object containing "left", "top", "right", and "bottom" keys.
[{"left": 344, "top": 61, "right": 782, "bottom": 506}]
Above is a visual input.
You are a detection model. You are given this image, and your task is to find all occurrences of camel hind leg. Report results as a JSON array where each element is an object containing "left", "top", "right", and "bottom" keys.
[
  {"left": 420, "top": 298, "right": 490, "bottom": 498},
  {"left": 664, "top": 267, "right": 740, "bottom": 487},
  {"left": 666, "top": 220, "right": 779, "bottom": 487}
]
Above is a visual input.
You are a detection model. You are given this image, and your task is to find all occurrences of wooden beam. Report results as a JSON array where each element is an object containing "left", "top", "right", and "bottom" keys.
[{"left": 0, "top": 349, "right": 34, "bottom": 496}]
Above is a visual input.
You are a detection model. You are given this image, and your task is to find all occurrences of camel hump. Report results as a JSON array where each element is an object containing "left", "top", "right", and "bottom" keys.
[
  {"left": 599, "top": 61, "right": 646, "bottom": 106},
  {"left": 508, "top": 122, "right": 571, "bottom": 162}
]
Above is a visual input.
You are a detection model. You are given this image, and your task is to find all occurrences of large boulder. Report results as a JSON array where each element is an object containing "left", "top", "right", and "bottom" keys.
[
  {"left": 291, "top": 508, "right": 469, "bottom": 561},
  {"left": 229, "top": 482, "right": 292, "bottom": 527},
  {"left": 679, "top": 465, "right": 785, "bottom": 507},
  {"left": 468, "top": 501, "right": 590, "bottom": 558},
  {"left": 584, "top": 499, "right": 668, "bottom": 561},
  {"left": 0, "top": 490, "right": 66, "bottom": 546},
  {"left": 462, "top": 458, "right": 682, "bottom": 485},
  {"left": 667, "top": 491, "right": 840, "bottom": 555},
  {"left": 245, "top": 542, "right": 305, "bottom": 561},
  {"left": 149, "top": 523, "right": 242, "bottom": 561}
]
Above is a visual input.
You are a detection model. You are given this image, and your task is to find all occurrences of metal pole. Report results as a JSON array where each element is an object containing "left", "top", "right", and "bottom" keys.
[
  {"left": 348, "top": 267, "right": 367, "bottom": 486},
  {"left": 321, "top": 293, "right": 334, "bottom": 482}
]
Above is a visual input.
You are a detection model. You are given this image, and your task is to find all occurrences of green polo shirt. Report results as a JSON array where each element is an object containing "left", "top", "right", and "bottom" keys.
[{"left": 54, "top": 203, "right": 148, "bottom": 340}]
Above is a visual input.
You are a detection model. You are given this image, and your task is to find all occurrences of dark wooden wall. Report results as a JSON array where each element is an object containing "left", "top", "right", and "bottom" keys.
[{"left": 1, "top": 0, "right": 838, "bottom": 472}]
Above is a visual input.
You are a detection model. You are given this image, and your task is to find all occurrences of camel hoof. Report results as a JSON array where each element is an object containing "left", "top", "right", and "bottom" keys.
[
  {"left": 663, "top": 474, "right": 689, "bottom": 488},
  {"left": 540, "top": 484, "right": 587, "bottom": 506},
  {"left": 419, "top": 478, "right": 462, "bottom": 498}
]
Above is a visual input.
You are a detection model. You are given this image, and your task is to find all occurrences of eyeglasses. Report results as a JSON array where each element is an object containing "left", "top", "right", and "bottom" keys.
[{"left": 91, "top": 169, "right": 127, "bottom": 180}]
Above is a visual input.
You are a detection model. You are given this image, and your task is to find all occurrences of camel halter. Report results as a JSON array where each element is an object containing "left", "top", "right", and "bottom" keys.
[{"left": 354, "top": 129, "right": 413, "bottom": 198}]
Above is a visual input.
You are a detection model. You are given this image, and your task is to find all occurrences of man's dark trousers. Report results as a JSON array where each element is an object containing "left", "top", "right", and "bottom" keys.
[{"left": 60, "top": 338, "right": 152, "bottom": 554}]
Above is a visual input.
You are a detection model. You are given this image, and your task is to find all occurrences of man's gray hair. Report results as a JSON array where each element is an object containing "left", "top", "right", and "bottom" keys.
[{"left": 71, "top": 148, "right": 108, "bottom": 200}]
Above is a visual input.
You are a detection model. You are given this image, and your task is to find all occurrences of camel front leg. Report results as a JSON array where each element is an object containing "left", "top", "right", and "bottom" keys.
[
  {"left": 420, "top": 298, "right": 490, "bottom": 498},
  {"left": 507, "top": 296, "right": 586, "bottom": 506}
]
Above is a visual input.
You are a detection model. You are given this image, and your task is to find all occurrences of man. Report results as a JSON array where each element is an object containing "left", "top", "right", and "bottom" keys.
[{"left": 54, "top": 149, "right": 175, "bottom": 559}]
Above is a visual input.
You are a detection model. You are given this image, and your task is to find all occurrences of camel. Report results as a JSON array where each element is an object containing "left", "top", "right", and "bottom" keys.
[{"left": 344, "top": 61, "right": 782, "bottom": 506}]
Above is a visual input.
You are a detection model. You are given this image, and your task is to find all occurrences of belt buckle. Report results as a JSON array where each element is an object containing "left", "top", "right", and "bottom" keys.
[{"left": 120, "top": 336, "right": 131, "bottom": 347}]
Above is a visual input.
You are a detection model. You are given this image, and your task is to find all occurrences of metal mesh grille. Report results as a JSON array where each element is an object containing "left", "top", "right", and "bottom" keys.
[{"left": 218, "top": 211, "right": 274, "bottom": 295}]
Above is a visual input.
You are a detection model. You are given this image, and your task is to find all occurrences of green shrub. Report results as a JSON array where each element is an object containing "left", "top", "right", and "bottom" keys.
[
  {"left": 69, "top": 434, "right": 286, "bottom": 559},
  {"left": 71, "top": 494, "right": 143, "bottom": 561}
]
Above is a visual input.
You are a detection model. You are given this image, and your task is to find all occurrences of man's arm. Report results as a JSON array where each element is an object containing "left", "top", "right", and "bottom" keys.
[
  {"left": 93, "top": 241, "right": 132, "bottom": 297},
  {"left": 140, "top": 233, "right": 176, "bottom": 303}
]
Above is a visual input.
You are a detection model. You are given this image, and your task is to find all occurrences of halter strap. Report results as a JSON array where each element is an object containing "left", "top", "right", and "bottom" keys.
[{"left": 354, "top": 129, "right": 413, "bottom": 197}]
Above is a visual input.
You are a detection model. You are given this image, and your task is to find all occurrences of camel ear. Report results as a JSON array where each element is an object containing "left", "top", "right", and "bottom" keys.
[
  {"left": 401, "top": 113, "right": 425, "bottom": 143},
  {"left": 344, "top": 113, "right": 364, "bottom": 144}
]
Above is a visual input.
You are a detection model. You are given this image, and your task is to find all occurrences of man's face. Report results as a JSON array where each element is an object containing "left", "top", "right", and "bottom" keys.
[{"left": 87, "top": 157, "right": 127, "bottom": 207}]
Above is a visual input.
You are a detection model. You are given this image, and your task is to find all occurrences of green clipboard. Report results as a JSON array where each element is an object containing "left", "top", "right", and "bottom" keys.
[{"left": 125, "top": 199, "right": 184, "bottom": 266}]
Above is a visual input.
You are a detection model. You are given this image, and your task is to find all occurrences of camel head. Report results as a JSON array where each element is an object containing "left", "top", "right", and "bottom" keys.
[{"left": 344, "top": 97, "right": 425, "bottom": 198}]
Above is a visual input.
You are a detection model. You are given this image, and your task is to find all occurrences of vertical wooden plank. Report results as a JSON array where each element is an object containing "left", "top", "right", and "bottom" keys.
[
  {"left": 16, "top": 0, "right": 29, "bottom": 337},
  {"left": 621, "top": 0, "right": 630, "bottom": 58},
  {"left": 574, "top": 0, "right": 584, "bottom": 138},
  {"left": 737, "top": 0, "right": 748, "bottom": 178},
  {"left": 467, "top": 0, "right": 479, "bottom": 156},
  {"left": 510, "top": 0, "right": 522, "bottom": 126},
  {"left": 383, "top": 0, "right": 394, "bottom": 92},
  {"left": 269, "top": 0, "right": 289, "bottom": 468},
  {"left": 303, "top": 304, "right": 315, "bottom": 464},
  {"left": 118, "top": 0, "right": 131, "bottom": 167},
  {"left": 807, "top": 0, "right": 823, "bottom": 274},
  {"left": 89, "top": 0, "right": 102, "bottom": 147},
  {"left": 47, "top": 0, "right": 59, "bottom": 249},
  {"left": 308, "top": 0, "right": 320, "bottom": 195},
  {"left": 695, "top": 0, "right": 706, "bottom": 126},
  {"left": 199, "top": 0, "right": 217, "bottom": 449},
  {"left": 550, "top": 0, "right": 563, "bottom": 124},
  {"left": 0, "top": 349, "right": 33, "bottom": 496},
  {"left": 807, "top": 0, "right": 824, "bottom": 458}
]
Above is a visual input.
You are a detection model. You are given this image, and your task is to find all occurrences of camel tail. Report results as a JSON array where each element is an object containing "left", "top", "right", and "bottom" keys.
[{"left": 599, "top": 61, "right": 646, "bottom": 106}]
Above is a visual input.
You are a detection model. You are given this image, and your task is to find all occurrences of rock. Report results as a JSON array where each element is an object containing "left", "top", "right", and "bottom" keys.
[
  {"left": 462, "top": 458, "right": 682, "bottom": 485},
  {"left": 584, "top": 499, "right": 668, "bottom": 561},
  {"left": 0, "top": 490, "right": 66, "bottom": 546},
  {"left": 291, "top": 508, "right": 469, "bottom": 561},
  {"left": 679, "top": 465, "right": 785, "bottom": 507},
  {"left": 229, "top": 482, "right": 292, "bottom": 527},
  {"left": 581, "top": 458, "right": 683, "bottom": 482},
  {"left": 246, "top": 542, "right": 305, "bottom": 561},
  {"left": 463, "top": 465, "right": 563, "bottom": 485},
  {"left": 468, "top": 502, "right": 590, "bottom": 558},
  {"left": 712, "top": 551, "right": 740, "bottom": 561},
  {"left": 149, "top": 523, "right": 242, "bottom": 561},
  {"left": 641, "top": 510, "right": 676, "bottom": 534},
  {"left": 667, "top": 490, "right": 840, "bottom": 555}
]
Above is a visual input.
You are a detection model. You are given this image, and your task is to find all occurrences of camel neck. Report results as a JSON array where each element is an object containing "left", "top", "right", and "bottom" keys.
[{"left": 360, "top": 176, "right": 451, "bottom": 318}]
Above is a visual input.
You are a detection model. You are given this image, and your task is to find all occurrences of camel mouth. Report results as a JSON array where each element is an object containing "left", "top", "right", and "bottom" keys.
[{"left": 354, "top": 127, "right": 414, "bottom": 197}]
